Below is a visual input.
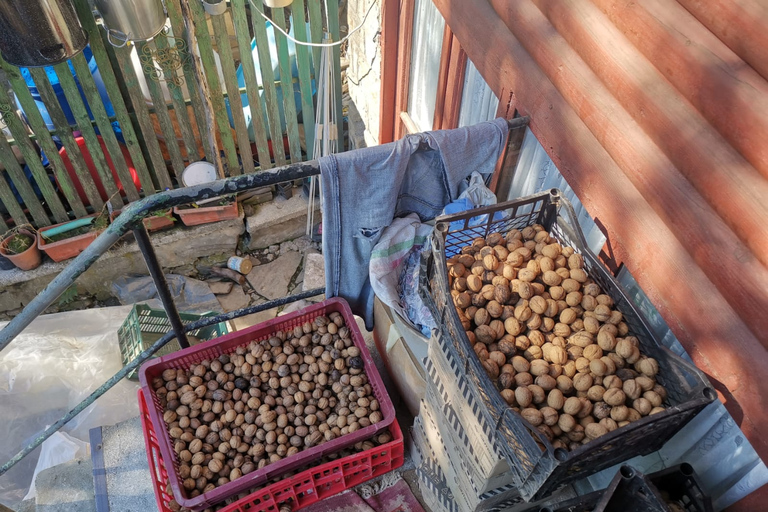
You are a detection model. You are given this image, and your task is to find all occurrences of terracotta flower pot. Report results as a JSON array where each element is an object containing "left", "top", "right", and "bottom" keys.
[
  {"left": 174, "top": 199, "right": 240, "bottom": 227},
  {"left": 111, "top": 208, "right": 176, "bottom": 233},
  {"left": 0, "top": 229, "right": 42, "bottom": 270},
  {"left": 38, "top": 214, "right": 108, "bottom": 262}
]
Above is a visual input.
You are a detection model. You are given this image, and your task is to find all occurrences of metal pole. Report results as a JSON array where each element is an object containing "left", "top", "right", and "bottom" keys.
[
  {"left": 133, "top": 224, "right": 189, "bottom": 349},
  {"left": 0, "top": 288, "right": 325, "bottom": 477},
  {"left": 0, "top": 160, "right": 322, "bottom": 353}
]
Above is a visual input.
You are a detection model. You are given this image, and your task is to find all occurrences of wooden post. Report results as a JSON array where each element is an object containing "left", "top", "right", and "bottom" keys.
[
  {"left": 378, "top": 0, "right": 400, "bottom": 144},
  {"left": 178, "top": 0, "right": 224, "bottom": 179}
]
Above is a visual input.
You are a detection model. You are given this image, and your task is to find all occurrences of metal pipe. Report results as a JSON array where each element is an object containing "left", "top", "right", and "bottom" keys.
[
  {"left": 0, "top": 160, "right": 322, "bottom": 352},
  {"left": 133, "top": 224, "right": 189, "bottom": 348},
  {"left": 0, "top": 287, "right": 325, "bottom": 477}
]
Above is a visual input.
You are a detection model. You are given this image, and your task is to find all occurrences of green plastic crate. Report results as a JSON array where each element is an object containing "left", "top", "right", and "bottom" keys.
[{"left": 118, "top": 304, "right": 229, "bottom": 379}]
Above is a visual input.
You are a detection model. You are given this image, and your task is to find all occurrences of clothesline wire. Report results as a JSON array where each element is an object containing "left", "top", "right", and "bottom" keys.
[{"left": 248, "top": 0, "right": 377, "bottom": 47}]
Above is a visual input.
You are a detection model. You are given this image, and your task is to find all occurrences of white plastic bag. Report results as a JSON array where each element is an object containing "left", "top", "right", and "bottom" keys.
[
  {"left": 457, "top": 171, "right": 497, "bottom": 207},
  {"left": 0, "top": 306, "right": 140, "bottom": 507}
]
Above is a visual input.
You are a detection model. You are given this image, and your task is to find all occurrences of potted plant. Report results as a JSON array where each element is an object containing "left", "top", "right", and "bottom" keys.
[
  {"left": 0, "top": 227, "right": 42, "bottom": 270},
  {"left": 38, "top": 212, "right": 109, "bottom": 262},
  {"left": 173, "top": 195, "right": 240, "bottom": 227},
  {"left": 111, "top": 208, "right": 176, "bottom": 233}
]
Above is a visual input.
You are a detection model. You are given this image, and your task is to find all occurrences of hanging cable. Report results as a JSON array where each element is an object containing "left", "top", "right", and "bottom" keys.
[{"left": 249, "top": 0, "right": 377, "bottom": 47}]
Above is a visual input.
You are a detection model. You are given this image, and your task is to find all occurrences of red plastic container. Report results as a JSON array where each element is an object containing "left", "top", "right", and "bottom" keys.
[
  {"left": 57, "top": 136, "right": 142, "bottom": 206},
  {"left": 174, "top": 200, "right": 240, "bottom": 227},
  {"left": 139, "top": 298, "right": 396, "bottom": 511},
  {"left": 139, "top": 390, "right": 404, "bottom": 512}
]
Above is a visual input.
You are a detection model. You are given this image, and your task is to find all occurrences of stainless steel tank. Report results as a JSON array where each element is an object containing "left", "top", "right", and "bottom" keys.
[
  {"left": 93, "top": 0, "right": 167, "bottom": 45},
  {"left": 0, "top": 0, "right": 88, "bottom": 67}
]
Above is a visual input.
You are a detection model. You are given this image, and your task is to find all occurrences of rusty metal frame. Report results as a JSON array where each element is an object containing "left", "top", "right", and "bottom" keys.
[{"left": 0, "top": 160, "right": 324, "bottom": 477}]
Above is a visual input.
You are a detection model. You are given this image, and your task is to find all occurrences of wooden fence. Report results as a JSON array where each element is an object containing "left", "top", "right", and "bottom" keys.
[{"left": 0, "top": 0, "right": 342, "bottom": 231}]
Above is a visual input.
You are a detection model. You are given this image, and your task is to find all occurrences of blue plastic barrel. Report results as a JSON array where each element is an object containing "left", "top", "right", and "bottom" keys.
[
  {"left": 225, "top": 20, "right": 314, "bottom": 143},
  {"left": 17, "top": 45, "right": 115, "bottom": 131}
]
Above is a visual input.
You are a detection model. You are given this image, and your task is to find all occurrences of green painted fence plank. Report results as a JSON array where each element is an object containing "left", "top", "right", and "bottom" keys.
[
  {"left": 135, "top": 40, "right": 186, "bottom": 179},
  {"left": 0, "top": 165, "right": 28, "bottom": 228},
  {"left": 165, "top": 0, "right": 214, "bottom": 163},
  {"left": 272, "top": 7, "right": 303, "bottom": 163},
  {"left": 0, "top": 93, "right": 67, "bottom": 224},
  {"left": 54, "top": 61, "right": 122, "bottom": 210},
  {"left": 188, "top": 0, "right": 240, "bottom": 174},
  {"left": 0, "top": 213, "right": 8, "bottom": 233},
  {"left": 73, "top": 0, "right": 155, "bottom": 197},
  {"left": 327, "top": 0, "right": 344, "bottom": 144},
  {"left": 211, "top": 13, "right": 253, "bottom": 174},
  {"left": 112, "top": 46, "right": 172, "bottom": 191},
  {"left": 308, "top": 0, "right": 323, "bottom": 77},
  {"left": 292, "top": 0, "right": 315, "bottom": 158},
  {"left": 0, "top": 63, "right": 87, "bottom": 217},
  {"left": 71, "top": 53, "right": 140, "bottom": 203},
  {"left": 29, "top": 68, "right": 105, "bottom": 209},
  {"left": 231, "top": 0, "right": 272, "bottom": 170},
  {"left": 153, "top": 31, "right": 199, "bottom": 162},
  {"left": 0, "top": 125, "right": 51, "bottom": 226},
  {"left": 251, "top": 0, "right": 287, "bottom": 166}
]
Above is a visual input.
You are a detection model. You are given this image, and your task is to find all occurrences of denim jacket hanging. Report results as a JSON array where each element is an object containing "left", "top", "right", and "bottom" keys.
[{"left": 320, "top": 118, "right": 509, "bottom": 328}]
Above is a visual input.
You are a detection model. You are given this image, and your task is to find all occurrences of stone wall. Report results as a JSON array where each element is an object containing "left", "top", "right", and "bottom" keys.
[{"left": 346, "top": 0, "right": 382, "bottom": 148}]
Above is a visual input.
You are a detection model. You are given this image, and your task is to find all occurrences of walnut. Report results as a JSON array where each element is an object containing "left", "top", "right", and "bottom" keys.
[
  {"left": 515, "top": 386, "right": 533, "bottom": 408},
  {"left": 547, "top": 389, "right": 565, "bottom": 410},
  {"left": 635, "top": 357, "right": 659, "bottom": 377},
  {"left": 558, "top": 413, "right": 576, "bottom": 433},
  {"left": 623, "top": 379, "right": 642, "bottom": 400},
  {"left": 494, "top": 284, "right": 512, "bottom": 305},
  {"left": 521, "top": 408, "right": 543, "bottom": 427},
  {"left": 593, "top": 401, "right": 611, "bottom": 420},
  {"left": 482, "top": 359, "right": 500, "bottom": 379},
  {"left": 530, "top": 360, "right": 550, "bottom": 377},
  {"left": 475, "top": 325, "right": 496, "bottom": 344},
  {"left": 499, "top": 372, "right": 516, "bottom": 390},
  {"left": 585, "top": 423, "right": 608, "bottom": 440},
  {"left": 603, "top": 388, "right": 627, "bottom": 406}
]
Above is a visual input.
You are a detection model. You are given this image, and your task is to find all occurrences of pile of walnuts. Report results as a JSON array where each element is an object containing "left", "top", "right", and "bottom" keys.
[
  {"left": 152, "top": 311, "right": 384, "bottom": 504},
  {"left": 446, "top": 224, "right": 668, "bottom": 452},
  {"left": 166, "top": 429, "right": 395, "bottom": 512}
]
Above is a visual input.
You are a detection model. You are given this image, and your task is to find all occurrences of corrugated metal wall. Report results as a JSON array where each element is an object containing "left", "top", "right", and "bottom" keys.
[
  {"left": 454, "top": 58, "right": 606, "bottom": 255},
  {"left": 457, "top": 60, "right": 499, "bottom": 128}
]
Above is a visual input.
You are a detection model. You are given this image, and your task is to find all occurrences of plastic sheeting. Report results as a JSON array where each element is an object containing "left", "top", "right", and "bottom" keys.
[
  {"left": 0, "top": 306, "right": 140, "bottom": 508},
  {"left": 111, "top": 274, "right": 222, "bottom": 315},
  {"left": 407, "top": 0, "right": 445, "bottom": 132}
]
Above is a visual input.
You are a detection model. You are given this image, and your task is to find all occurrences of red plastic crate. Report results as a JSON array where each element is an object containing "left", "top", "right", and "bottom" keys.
[
  {"left": 139, "top": 390, "right": 405, "bottom": 512},
  {"left": 139, "top": 298, "right": 396, "bottom": 510}
]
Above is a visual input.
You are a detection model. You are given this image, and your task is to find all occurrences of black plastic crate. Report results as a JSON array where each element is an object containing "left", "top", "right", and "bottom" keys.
[
  {"left": 648, "top": 464, "right": 713, "bottom": 512},
  {"left": 419, "top": 189, "right": 716, "bottom": 501},
  {"left": 530, "top": 463, "right": 712, "bottom": 512}
]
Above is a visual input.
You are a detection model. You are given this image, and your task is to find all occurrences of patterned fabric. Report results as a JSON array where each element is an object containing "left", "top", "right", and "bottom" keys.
[{"left": 302, "top": 478, "right": 426, "bottom": 512}]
